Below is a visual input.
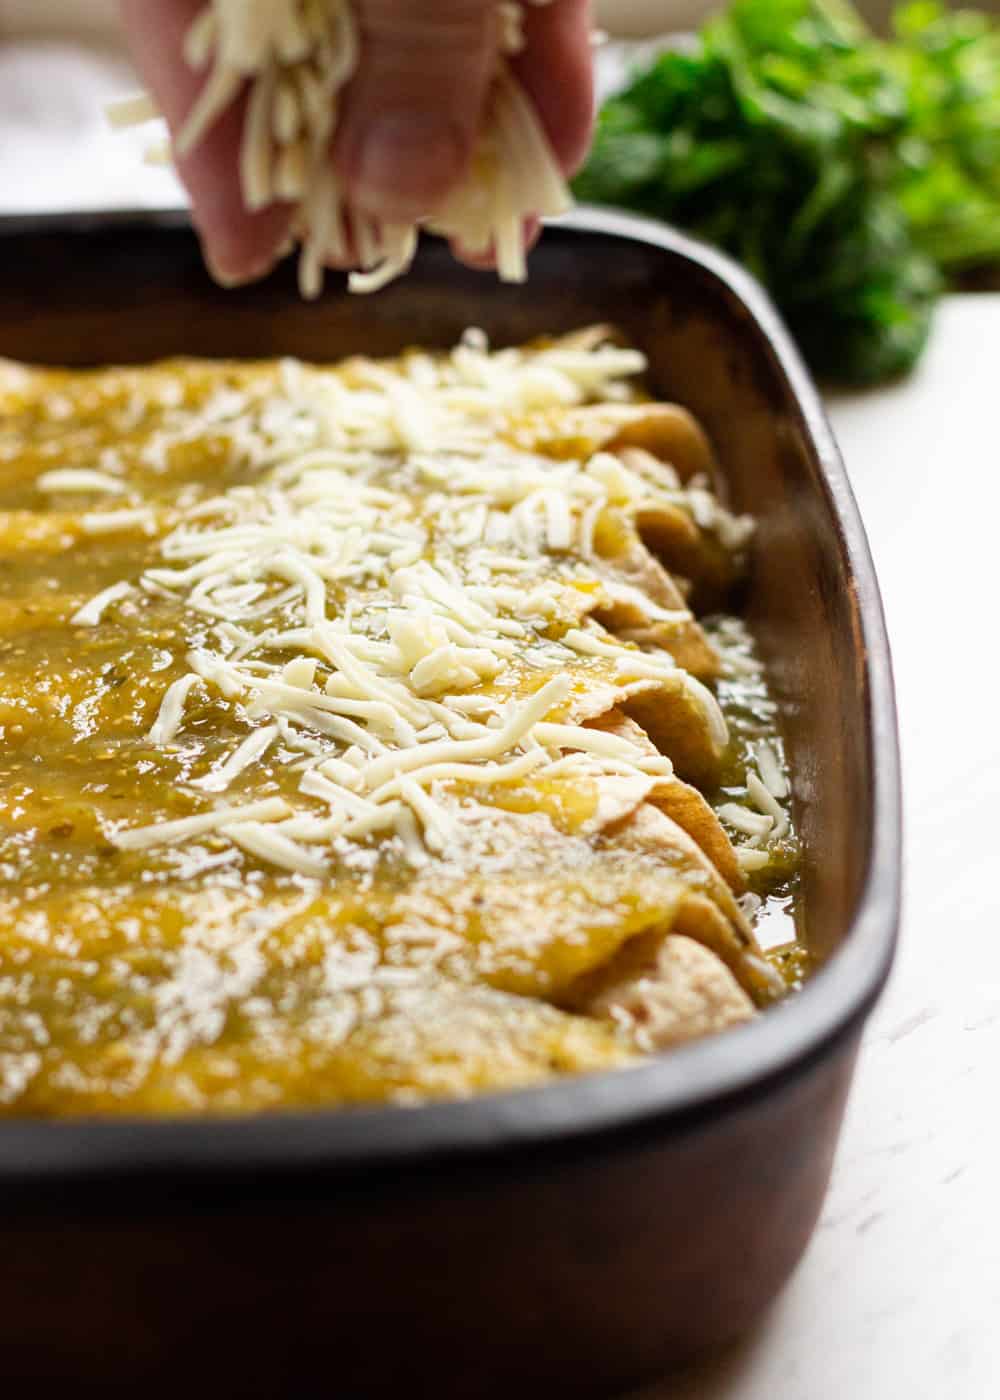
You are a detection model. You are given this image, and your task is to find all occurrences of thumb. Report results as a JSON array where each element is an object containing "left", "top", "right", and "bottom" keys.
[{"left": 336, "top": 0, "right": 497, "bottom": 223}]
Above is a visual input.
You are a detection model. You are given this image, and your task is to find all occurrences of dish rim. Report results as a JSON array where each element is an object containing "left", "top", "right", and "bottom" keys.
[{"left": 0, "top": 206, "right": 901, "bottom": 1188}]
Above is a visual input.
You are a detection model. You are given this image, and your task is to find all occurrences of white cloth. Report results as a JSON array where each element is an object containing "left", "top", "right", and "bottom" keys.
[{"left": 0, "top": 36, "right": 182, "bottom": 213}]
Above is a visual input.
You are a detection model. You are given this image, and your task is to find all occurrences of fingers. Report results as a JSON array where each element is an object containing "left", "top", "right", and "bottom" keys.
[
  {"left": 452, "top": 216, "right": 540, "bottom": 271},
  {"left": 120, "top": 0, "right": 292, "bottom": 284},
  {"left": 120, "top": 0, "right": 594, "bottom": 285},
  {"left": 335, "top": 0, "right": 496, "bottom": 223},
  {"left": 513, "top": 0, "right": 594, "bottom": 178},
  {"left": 450, "top": 0, "right": 594, "bottom": 271}
]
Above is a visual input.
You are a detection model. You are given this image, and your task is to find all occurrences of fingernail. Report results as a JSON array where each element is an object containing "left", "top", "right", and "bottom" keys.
[
  {"left": 202, "top": 241, "right": 277, "bottom": 289},
  {"left": 352, "top": 112, "right": 464, "bottom": 220}
]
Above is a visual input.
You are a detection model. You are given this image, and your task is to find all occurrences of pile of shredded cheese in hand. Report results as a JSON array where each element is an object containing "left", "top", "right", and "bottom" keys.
[{"left": 109, "top": 0, "right": 572, "bottom": 297}]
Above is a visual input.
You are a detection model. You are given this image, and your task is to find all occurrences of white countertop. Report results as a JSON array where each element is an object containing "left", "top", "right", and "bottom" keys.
[
  {"left": 0, "top": 31, "right": 996, "bottom": 1399},
  {"left": 634, "top": 296, "right": 1000, "bottom": 1400}
]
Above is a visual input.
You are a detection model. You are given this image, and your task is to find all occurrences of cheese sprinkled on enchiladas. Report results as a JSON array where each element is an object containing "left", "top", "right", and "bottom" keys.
[{"left": 0, "top": 329, "right": 800, "bottom": 1115}]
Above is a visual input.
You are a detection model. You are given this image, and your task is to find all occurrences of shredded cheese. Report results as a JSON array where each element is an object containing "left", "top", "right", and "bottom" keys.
[
  {"left": 222, "top": 819, "right": 328, "bottom": 876},
  {"left": 110, "top": 0, "right": 572, "bottom": 298},
  {"left": 148, "top": 674, "right": 204, "bottom": 745},
  {"left": 192, "top": 724, "right": 280, "bottom": 792},
  {"left": 81, "top": 508, "right": 157, "bottom": 535},
  {"left": 71, "top": 581, "right": 134, "bottom": 628},
  {"left": 106, "top": 93, "right": 161, "bottom": 128},
  {"left": 735, "top": 847, "right": 771, "bottom": 873},
  {"left": 37, "top": 469, "right": 125, "bottom": 495},
  {"left": 747, "top": 770, "right": 790, "bottom": 842},
  {"left": 755, "top": 739, "right": 789, "bottom": 801},
  {"left": 710, "top": 619, "right": 795, "bottom": 872},
  {"left": 114, "top": 798, "right": 291, "bottom": 851},
  {"left": 96, "top": 335, "right": 756, "bottom": 877}
]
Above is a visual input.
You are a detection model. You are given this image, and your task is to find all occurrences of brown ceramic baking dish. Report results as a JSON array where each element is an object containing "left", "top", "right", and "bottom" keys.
[{"left": 0, "top": 209, "right": 900, "bottom": 1397}]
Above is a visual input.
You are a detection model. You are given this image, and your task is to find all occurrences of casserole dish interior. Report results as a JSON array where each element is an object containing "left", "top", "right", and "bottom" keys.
[{"left": 0, "top": 209, "right": 900, "bottom": 1396}]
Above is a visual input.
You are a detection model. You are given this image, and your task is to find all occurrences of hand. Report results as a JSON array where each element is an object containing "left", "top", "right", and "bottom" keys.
[{"left": 120, "top": 0, "right": 594, "bottom": 284}]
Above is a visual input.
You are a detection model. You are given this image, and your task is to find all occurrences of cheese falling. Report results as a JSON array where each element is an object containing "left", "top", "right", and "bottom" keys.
[
  {"left": 90, "top": 333, "right": 761, "bottom": 878},
  {"left": 108, "top": 0, "right": 572, "bottom": 298}
]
